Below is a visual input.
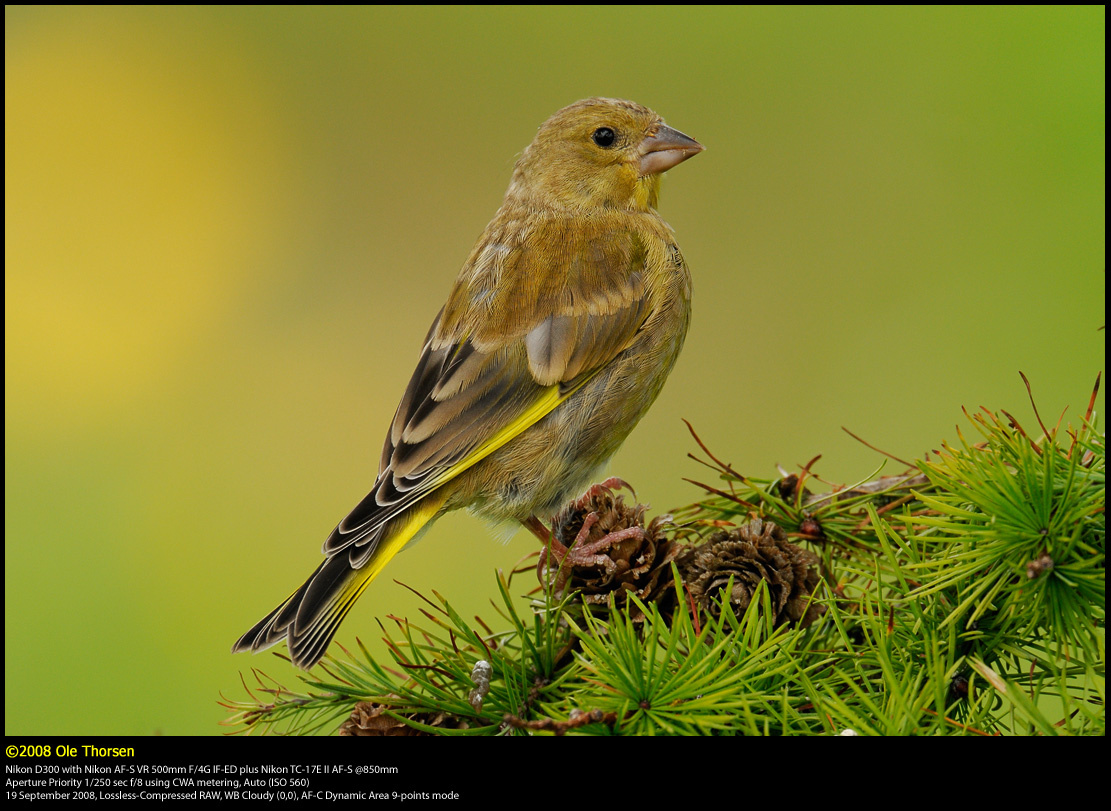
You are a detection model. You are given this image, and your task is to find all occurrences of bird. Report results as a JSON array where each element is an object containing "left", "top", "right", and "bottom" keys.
[{"left": 233, "top": 97, "right": 703, "bottom": 669}]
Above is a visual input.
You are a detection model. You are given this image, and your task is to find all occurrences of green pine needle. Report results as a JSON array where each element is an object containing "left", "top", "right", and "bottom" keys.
[{"left": 223, "top": 379, "right": 1104, "bottom": 736}]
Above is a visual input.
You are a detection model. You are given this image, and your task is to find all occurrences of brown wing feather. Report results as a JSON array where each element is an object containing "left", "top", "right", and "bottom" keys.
[{"left": 323, "top": 212, "right": 653, "bottom": 558}]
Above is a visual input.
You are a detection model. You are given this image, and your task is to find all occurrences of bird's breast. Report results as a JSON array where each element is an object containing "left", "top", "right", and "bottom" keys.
[{"left": 452, "top": 235, "right": 692, "bottom": 522}]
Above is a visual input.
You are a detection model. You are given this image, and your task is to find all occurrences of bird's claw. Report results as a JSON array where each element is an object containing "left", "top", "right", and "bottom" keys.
[
  {"left": 535, "top": 510, "right": 646, "bottom": 595},
  {"left": 572, "top": 477, "right": 636, "bottom": 511}
]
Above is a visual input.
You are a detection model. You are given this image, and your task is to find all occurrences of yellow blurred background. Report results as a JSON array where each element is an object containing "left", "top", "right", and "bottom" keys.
[{"left": 6, "top": 7, "right": 1104, "bottom": 735}]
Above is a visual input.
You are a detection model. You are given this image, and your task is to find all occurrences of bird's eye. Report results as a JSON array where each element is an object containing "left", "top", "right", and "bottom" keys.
[{"left": 592, "top": 127, "right": 617, "bottom": 148}]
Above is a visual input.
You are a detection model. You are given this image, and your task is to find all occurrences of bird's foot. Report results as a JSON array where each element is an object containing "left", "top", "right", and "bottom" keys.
[
  {"left": 564, "top": 512, "right": 646, "bottom": 566},
  {"left": 572, "top": 477, "right": 636, "bottom": 510},
  {"left": 534, "top": 510, "right": 646, "bottom": 594}
]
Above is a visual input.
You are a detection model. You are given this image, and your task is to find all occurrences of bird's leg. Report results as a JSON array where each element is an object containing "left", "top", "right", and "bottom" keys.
[
  {"left": 561, "top": 512, "right": 617, "bottom": 572},
  {"left": 531, "top": 512, "right": 614, "bottom": 592},
  {"left": 560, "top": 476, "right": 645, "bottom": 567},
  {"left": 564, "top": 515, "right": 648, "bottom": 570},
  {"left": 523, "top": 515, "right": 552, "bottom": 544},
  {"left": 529, "top": 515, "right": 571, "bottom": 592},
  {"left": 528, "top": 476, "right": 645, "bottom": 592}
]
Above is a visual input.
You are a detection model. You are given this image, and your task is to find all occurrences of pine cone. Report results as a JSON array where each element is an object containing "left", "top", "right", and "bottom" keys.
[
  {"left": 339, "top": 700, "right": 469, "bottom": 736},
  {"left": 679, "top": 519, "right": 824, "bottom": 628},
  {"left": 539, "top": 482, "right": 684, "bottom": 611}
]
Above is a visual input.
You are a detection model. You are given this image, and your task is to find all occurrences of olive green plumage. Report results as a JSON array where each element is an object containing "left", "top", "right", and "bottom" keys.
[{"left": 234, "top": 98, "right": 702, "bottom": 669}]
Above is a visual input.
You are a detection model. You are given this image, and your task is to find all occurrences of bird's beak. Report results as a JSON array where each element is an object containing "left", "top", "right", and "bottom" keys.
[{"left": 638, "top": 124, "right": 704, "bottom": 176}]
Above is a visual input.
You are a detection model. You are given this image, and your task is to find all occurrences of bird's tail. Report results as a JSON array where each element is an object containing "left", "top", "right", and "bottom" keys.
[{"left": 233, "top": 494, "right": 445, "bottom": 669}]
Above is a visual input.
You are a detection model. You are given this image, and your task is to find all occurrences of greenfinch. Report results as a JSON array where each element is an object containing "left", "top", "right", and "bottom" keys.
[{"left": 233, "top": 98, "right": 702, "bottom": 669}]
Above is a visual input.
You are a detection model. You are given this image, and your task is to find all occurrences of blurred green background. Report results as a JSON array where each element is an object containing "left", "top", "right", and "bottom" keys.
[{"left": 5, "top": 6, "right": 1104, "bottom": 735}]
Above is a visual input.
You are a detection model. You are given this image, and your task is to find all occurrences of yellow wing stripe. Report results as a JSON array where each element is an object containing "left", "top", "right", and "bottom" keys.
[
  {"left": 422, "top": 381, "right": 578, "bottom": 493},
  {"left": 301, "top": 493, "right": 448, "bottom": 652},
  {"left": 295, "top": 379, "right": 591, "bottom": 663}
]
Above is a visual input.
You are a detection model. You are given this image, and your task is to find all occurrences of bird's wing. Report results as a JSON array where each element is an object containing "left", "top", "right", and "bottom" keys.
[{"left": 323, "top": 218, "right": 652, "bottom": 562}]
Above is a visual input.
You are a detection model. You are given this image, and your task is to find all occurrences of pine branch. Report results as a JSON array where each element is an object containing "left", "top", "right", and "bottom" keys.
[{"left": 223, "top": 376, "right": 1104, "bottom": 736}]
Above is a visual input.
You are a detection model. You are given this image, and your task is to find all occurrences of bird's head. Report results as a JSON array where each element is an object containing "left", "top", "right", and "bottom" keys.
[{"left": 507, "top": 97, "right": 702, "bottom": 212}]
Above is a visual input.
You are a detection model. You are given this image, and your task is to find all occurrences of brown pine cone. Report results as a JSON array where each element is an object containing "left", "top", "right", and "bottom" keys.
[
  {"left": 339, "top": 700, "right": 469, "bottom": 736},
  {"left": 539, "top": 481, "right": 684, "bottom": 611},
  {"left": 679, "top": 519, "right": 824, "bottom": 628}
]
